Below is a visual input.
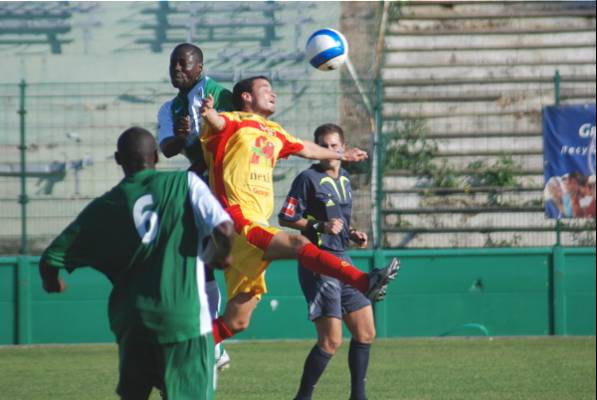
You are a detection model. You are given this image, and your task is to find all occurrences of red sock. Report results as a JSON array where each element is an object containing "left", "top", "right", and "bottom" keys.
[
  {"left": 212, "top": 317, "right": 234, "bottom": 344},
  {"left": 297, "top": 243, "right": 368, "bottom": 293}
]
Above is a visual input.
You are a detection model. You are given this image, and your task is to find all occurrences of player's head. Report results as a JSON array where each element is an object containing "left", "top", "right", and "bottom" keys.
[
  {"left": 232, "top": 76, "right": 276, "bottom": 116},
  {"left": 314, "top": 123, "right": 345, "bottom": 169},
  {"left": 170, "top": 43, "right": 204, "bottom": 91},
  {"left": 314, "top": 123, "right": 345, "bottom": 145},
  {"left": 115, "top": 127, "right": 158, "bottom": 175}
]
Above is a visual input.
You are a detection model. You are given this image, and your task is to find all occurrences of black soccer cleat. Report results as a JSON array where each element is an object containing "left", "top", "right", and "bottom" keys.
[{"left": 365, "top": 257, "right": 400, "bottom": 302}]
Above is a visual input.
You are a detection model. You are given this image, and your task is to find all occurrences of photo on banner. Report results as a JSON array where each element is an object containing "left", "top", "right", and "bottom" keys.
[{"left": 542, "top": 103, "right": 596, "bottom": 219}]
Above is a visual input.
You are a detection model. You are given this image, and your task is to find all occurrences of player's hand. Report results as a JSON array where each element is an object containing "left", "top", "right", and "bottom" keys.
[
  {"left": 341, "top": 147, "right": 368, "bottom": 162},
  {"left": 324, "top": 218, "right": 344, "bottom": 235},
  {"left": 43, "top": 277, "right": 67, "bottom": 293},
  {"left": 204, "top": 221, "right": 234, "bottom": 269},
  {"left": 200, "top": 94, "right": 215, "bottom": 117},
  {"left": 349, "top": 229, "right": 368, "bottom": 248},
  {"left": 200, "top": 94, "right": 226, "bottom": 131},
  {"left": 174, "top": 115, "right": 191, "bottom": 138}
]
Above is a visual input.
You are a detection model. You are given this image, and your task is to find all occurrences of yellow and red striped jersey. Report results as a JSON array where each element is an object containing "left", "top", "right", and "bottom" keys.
[{"left": 201, "top": 112, "right": 304, "bottom": 223}]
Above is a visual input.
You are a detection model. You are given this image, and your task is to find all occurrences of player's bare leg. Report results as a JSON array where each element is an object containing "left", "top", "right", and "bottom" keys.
[
  {"left": 213, "top": 292, "right": 259, "bottom": 341},
  {"left": 264, "top": 231, "right": 368, "bottom": 289},
  {"left": 344, "top": 305, "right": 375, "bottom": 344},
  {"left": 213, "top": 232, "right": 398, "bottom": 344},
  {"left": 262, "top": 230, "right": 309, "bottom": 259},
  {"left": 315, "top": 317, "right": 344, "bottom": 354},
  {"left": 264, "top": 231, "right": 399, "bottom": 301}
]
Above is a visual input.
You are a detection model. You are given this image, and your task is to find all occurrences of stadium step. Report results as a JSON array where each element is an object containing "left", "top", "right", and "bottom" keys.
[
  {"left": 383, "top": 175, "right": 544, "bottom": 190},
  {"left": 384, "top": 47, "right": 595, "bottom": 68},
  {"left": 381, "top": 64, "right": 596, "bottom": 83},
  {"left": 395, "top": 2, "right": 596, "bottom": 20},
  {"left": 383, "top": 230, "right": 594, "bottom": 248},
  {"left": 385, "top": 31, "right": 596, "bottom": 51},
  {"left": 379, "top": 1, "right": 597, "bottom": 247}
]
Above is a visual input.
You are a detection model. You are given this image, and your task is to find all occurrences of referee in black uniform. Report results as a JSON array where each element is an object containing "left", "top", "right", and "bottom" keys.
[{"left": 279, "top": 123, "right": 373, "bottom": 400}]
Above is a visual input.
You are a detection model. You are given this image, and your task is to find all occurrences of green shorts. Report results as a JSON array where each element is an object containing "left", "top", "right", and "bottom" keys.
[{"left": 116, "top": 333, "right": 215, "bottom": 400}]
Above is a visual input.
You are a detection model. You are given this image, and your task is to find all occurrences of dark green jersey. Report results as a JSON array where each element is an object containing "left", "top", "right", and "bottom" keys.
[{"left": 41, "top": 170, "right": 230, "bottom": 344}]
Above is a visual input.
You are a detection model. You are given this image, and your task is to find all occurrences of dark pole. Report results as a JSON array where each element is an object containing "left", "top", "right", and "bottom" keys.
[{"left": 18, "top": 80, "right": 28, "bottom": 255}]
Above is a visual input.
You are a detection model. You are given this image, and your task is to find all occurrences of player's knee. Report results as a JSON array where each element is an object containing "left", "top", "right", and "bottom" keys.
[
  {"left": 290, "top": 234, "right": 310, "bottom": 254},
  {"left": 354, "top": 326, "right": 376, "bottom": 344},
  {"left": 228, "top": 317, "right": 251, "bottom": 333},
  {"left": 319, "top": 337, "right": 342, "bottom": 354}
]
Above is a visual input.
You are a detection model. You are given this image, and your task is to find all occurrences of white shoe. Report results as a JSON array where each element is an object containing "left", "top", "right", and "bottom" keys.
[{"left": 216, "top": 349, "right": 231, "bottom": 371}]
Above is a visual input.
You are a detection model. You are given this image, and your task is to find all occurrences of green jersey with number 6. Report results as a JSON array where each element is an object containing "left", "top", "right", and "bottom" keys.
[{"left": 41, "top": 170, "right": 230, "bottom": 343}]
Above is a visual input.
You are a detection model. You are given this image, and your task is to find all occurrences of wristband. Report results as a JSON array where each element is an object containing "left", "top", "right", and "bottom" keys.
[{"left": 307, "top": 220, "right": 326, "bottom": 234}]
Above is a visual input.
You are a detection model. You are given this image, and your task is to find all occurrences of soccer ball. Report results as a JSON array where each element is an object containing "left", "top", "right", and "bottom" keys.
[{"left": 305, "top": 28, "right": 348, "bottom": 71}]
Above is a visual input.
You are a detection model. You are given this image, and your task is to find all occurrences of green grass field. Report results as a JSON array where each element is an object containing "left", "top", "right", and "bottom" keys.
[{"left": 0, "top": 337, "right": 594, "bottom": 400}]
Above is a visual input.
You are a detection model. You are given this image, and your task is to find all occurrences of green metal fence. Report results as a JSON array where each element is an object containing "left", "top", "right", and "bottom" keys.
[{"left": 1, "top": 247, "right": 594, "bottom": 345}]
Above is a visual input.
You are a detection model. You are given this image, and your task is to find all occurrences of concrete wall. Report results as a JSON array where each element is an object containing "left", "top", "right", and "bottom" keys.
[{"left": 381, "top": 1, "right": 596, "bottom": 248}]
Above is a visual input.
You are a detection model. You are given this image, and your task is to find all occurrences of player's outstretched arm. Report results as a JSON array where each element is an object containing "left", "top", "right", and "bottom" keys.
[
  {"left": 39, "top": 261, "right": 67, "bottom": 293},
  {"left": 296, "top": 140, "right": 368, "bottom": 162},
  {"left": 200, "top": 94, "right": 226, "bottom": 132}
]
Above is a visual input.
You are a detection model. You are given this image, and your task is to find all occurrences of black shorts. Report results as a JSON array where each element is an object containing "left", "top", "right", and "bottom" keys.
[{"left": 298, "top": 252, "right": 371, "bottom": 321}]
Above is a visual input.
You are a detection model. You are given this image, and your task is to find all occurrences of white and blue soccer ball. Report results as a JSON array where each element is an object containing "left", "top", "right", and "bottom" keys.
[{"left": 305, "top": 28, "right": 349, "bottom": 71}]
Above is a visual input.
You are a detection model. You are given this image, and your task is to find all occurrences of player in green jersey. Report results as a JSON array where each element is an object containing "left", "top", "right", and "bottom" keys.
[
  {"left": 158, "top": 42, "right": 233, "bottom": 173},
  {"left": 39, "top": 127, "right": 234, "bottom": 400},
  {"left": 157, "top": 42, "right": 234, "bottom": 370}
]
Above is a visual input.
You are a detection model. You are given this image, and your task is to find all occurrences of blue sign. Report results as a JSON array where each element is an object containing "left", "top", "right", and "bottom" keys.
[{"left": 542, "top": 103, "right": 596, "bottom": 219}]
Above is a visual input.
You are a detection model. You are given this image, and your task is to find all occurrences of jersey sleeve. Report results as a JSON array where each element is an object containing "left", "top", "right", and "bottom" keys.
[
  {"left": 278, "top": 172, "right": 310, "bottom": 222},
  {"left": 215, "top": 89, "right": 234, "bottom": 112},
  {"left": 275, "top": 126, "right": 305, "bottom": 160},
  {"left": 41, "top": 200, "right": 105, "bottom": 272},
  {"left": 157, "top": 101, "right": 174, "bottom": 145},
  {"left": 187, "top": 172, "right": 231, "bottom": 238},
  {"left": 206, "top": 79, "right": 234, "bottom": 112}
]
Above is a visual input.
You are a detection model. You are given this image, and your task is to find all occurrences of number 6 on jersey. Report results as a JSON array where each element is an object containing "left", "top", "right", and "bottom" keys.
[{"left": 133, "top": 194, "right": 159, "bottom": 244}]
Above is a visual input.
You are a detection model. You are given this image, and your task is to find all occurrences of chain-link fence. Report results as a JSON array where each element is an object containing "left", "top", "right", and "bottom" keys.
[
  {"left": 1, "top": 78, "right": 369, "bottom": 254},
  {"left": 1, "top": 76, "right": 595, "bottom": 254}
]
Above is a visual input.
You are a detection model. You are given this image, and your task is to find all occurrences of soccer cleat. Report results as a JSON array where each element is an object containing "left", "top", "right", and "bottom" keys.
[
  {"left": 365, "top": 257, "right": 400, "bottom": 302},
  {"left": 216, "top": 349, "right": 231, "bottom": 371}
]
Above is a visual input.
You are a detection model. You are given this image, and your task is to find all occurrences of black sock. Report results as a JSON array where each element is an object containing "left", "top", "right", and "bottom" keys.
[
  {"left": 348, "top": 339, "right": 371, "bottom": 400},
  {"left": 294, "top": 345, "right": 333, "bottom": 400}
]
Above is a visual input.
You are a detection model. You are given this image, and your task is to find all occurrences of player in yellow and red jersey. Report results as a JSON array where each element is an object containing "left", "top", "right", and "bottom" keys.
[{"left": 200, "top": 76, "right": 400, "bottom": 344}]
